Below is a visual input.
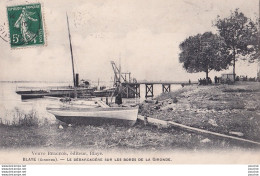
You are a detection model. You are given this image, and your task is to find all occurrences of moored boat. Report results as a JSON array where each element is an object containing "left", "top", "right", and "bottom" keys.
[
  {"left": 16, "top": 89, "right": 48, "bottom": 95},
  {"left": 46, "top": 106, "right": 139, "bottom": 126},
  {"left": 93, "top": 87, "right": 116, "bottom": 97},
  {"left": 21, "top": 93, "right": 46, "bottom": 100},
  {"left": 17, "top": 87, "right": 95, "bottom": 100},
  {"left": 17, "top": 89, "right": 49, "bottom": 100}
]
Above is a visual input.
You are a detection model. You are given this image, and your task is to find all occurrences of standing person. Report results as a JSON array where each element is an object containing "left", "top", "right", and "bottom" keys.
[
  {"left": 208, "top": 77, "right": 212, "bottom": 84},
  {"left": 203, "top": 78, "right": 206, "bottom": 85},
  {"left": 214, "top": 76, "right": 218, "bottom": 84},
  {"left": 115, "top": 85, "right": 122, "bottom": 105},
  {"left": 198, "top": 78, "right": 202, "bottom": 85},
  {"left": 115, "top": 93, "right": 122, "bottom": 105}
]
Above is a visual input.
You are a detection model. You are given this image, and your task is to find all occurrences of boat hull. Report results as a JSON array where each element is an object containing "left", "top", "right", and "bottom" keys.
[
  {"left": 55, "top": 115, "right": 136, "bottom": 126},
  {"left": 20, "top": 92, "right": 67, "bottom": 100},
  {"left": 16, "top": 90, "right": 48, "bottom": 95},
  {"left": 93, "top": 88, "right": 116, "bottom": 97},
  {"left": 19, "top": 88, "right": 95, "bottom": 100},
  {"left": 21, "top": 94, "right": 45, "bottom": 100},
  {"left": 47, "top": 107, "right": 138, "bottom": 126}
]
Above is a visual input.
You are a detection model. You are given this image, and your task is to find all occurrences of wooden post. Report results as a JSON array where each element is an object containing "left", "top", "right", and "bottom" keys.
[
  {"left": 162, "top": 84, "right": 171, "bottom": 93},
  {"left": 127, "top": 85, "right": 129, "bottom": 98},
  {"left": 145, "top": 84, "right": 154, "bottom": 98},
  {"left": 135, "top": 84, "right": 140, "bottom": 98},
  {"left": 162, "top": 84, "right": 164, "bottom": 93},
  {"left": 137, "top": 84, "right": 140, "bottom": 98}
]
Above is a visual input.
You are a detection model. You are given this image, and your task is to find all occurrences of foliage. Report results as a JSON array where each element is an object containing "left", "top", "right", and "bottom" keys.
[
  {"left": 214, "top": 9, "right": 259, "bottom": 78},
  {"left": 179, "top": 32, "right": 231, "bottom": 77},
  {"left": 251, "top": 17, "right": 260, "bottom": 62},
  {"left": 0, "top": 108, "right": 42, "bottom": 127}
]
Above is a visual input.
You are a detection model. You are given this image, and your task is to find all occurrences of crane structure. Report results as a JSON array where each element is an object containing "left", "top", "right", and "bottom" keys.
[
  {"left": 110, "top": 61, "right": 140, "bottom": 98},
  {"left": 110, "top": 61, "right": 133, "bottom": 86}
]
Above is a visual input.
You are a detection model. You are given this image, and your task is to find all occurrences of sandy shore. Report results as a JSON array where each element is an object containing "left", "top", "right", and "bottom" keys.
[{"left": 0, "top": 82, "right": 259, "bottom": 151}]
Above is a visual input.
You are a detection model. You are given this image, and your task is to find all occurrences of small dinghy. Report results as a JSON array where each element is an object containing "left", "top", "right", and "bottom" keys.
[{"left": 46, "top": 106, "right": 139, "bottom": 126}]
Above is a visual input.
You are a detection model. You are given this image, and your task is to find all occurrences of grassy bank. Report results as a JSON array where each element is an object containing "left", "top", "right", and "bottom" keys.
[
  {"left": 0, "top": 82, "right": 259, "bottom": 151},
  {"left": 0, "top": 121, "right": 253, "bottom": 151},
  {"left": 139, "top": 82, "right": 260, "bottom": 146}
]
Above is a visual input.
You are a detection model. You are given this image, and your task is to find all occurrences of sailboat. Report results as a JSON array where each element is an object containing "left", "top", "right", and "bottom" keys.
[{"left": 46, "top": 13, "right": 138, "bottom": 126}]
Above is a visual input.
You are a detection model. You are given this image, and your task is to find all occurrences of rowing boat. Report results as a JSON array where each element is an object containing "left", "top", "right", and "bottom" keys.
[{"left": 46, "top": 106, "right": 139, "bottom": 126}]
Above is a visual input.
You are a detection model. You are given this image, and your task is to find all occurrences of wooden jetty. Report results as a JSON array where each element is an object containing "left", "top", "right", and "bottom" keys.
[
  {"left": 111, "top": 61, "right": 197, "bottom": 99},
  {"left": 121, "top": 81, "right": 197, "bottom": 98}
]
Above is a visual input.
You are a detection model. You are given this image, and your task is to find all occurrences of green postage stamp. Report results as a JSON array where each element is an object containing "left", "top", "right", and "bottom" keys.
[{"left": 7, "top": 3, "right": 45, "bottom": 48}]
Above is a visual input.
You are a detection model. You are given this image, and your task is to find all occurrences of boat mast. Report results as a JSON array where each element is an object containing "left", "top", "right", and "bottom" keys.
[
  {"left": 66, "top": 12, "right": 76, "bottom": 88},
  {"left": 118, "top": 57, "right": 122, "bottom": 97},
  {"left": 119, "top": 57, "right": 121, "bottom": 84}
]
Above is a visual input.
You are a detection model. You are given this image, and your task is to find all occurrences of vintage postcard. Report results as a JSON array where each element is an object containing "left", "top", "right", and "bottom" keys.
[{"left": 0, "top": 0, "right": 259, "bottom": 165}]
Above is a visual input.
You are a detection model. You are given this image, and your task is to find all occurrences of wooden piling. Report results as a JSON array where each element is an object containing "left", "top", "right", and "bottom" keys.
[
  {"left": 145, "top": 84, "right": 154, "bottom": 98},
  {"left": 121, "top": 83, "right": 140, "bottom": 98},
  {"left": 162, "top": 84, "right": 171, "bottom": 93}
]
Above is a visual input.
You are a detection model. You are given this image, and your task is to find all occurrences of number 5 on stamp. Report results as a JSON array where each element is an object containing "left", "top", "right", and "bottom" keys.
[{"left": 7, "top": 3, "right": 45, "bottom": 48}]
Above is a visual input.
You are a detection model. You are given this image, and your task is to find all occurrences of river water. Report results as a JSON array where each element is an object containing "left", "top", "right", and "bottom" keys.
[
  {"left": 0, "top": 82, "right": 181, "bottom": 122},
  {"left": 0, "top": 82, "right": 68, "bottom": 122}
]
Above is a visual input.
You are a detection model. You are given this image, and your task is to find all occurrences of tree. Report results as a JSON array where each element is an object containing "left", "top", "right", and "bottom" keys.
[
  {"left": 179, "top": 32, "right": 231, "bottom": 79},
  {"left": 252, "top": 17, "right": 260, "bottom": 62},
  {"left": 214, "top": 9, "right": 259, "bottom": 81}
]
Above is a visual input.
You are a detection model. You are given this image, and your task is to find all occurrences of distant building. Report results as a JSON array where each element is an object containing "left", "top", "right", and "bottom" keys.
[
  {"left": 221, "top": 73, "right": 235, "bottom": 83},
  {"left": 79, "top": 79, "right": 90, "bottom": 87}
]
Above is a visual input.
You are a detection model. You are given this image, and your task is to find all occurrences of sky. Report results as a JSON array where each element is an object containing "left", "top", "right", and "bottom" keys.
[{"left": 0, "top": 0, "right": 259, "bottom": 84}]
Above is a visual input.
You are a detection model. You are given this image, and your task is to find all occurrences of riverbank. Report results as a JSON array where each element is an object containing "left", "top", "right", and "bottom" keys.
[
  {"left": 140, "top": 81, "right": 260, "bottom": 148},
  {"left": 0, "top": 82, "right": 259, "bottom": 151}
]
